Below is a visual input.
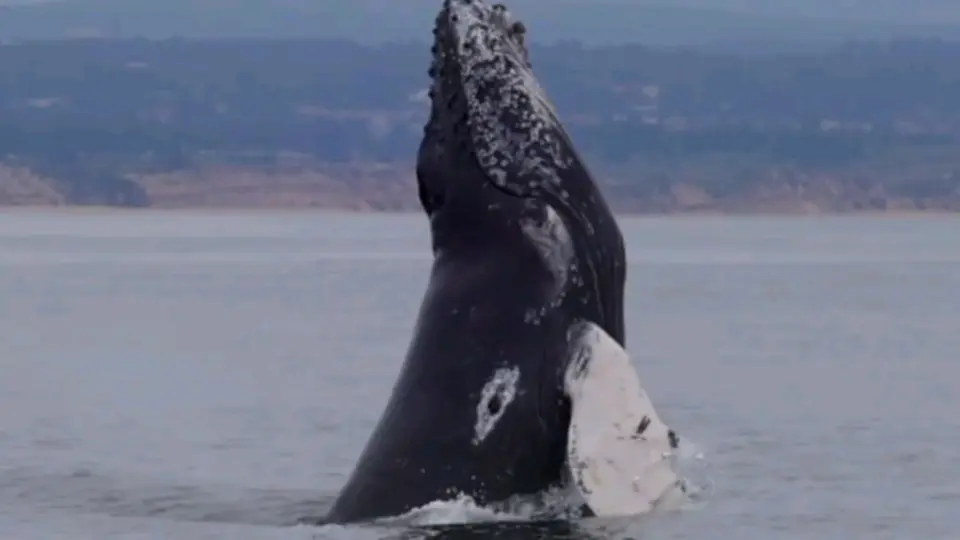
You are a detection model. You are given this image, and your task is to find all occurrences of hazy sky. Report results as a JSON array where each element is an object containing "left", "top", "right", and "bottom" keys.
[
  {"left": 1, "top": 0, "right": 959, "bottom": 22},
  {"left": 2, "top": 0, "right": 960, "bottom": 23},
  {"left": 2, "top": 0, "right": 959, "bottom": 46}
]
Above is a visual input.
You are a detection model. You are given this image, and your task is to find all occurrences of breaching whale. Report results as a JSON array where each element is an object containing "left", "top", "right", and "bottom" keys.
[{"left": 324, "top": 0, "right": 682, "bottom": 524}]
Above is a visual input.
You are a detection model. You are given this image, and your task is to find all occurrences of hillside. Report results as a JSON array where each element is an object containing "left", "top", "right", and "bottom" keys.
[{"left": 1, "top": 37, "right": 960, "bottom": 212}]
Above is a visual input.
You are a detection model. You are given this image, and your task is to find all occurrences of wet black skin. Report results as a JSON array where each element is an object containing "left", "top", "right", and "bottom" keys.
[{"left": 323, "top": 0, "right": 626, "bottom": 524}]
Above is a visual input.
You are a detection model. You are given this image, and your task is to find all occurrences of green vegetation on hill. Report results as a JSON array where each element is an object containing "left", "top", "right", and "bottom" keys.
[{"left": 1, "top": 37, "right": 959, "bottom": 207}]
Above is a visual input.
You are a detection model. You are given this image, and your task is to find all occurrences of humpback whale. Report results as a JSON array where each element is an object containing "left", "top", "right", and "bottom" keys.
[{"left": 324, "top": 0, "right": 682, "bottom": 524}]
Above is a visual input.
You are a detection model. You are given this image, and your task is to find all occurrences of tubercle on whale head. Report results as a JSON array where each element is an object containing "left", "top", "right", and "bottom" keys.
[{"left": 420, "top": 0, "right": 578, "bottom": 208}]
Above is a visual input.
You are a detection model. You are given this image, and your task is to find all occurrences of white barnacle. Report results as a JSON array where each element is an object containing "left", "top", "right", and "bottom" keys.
[
  {"left": 473, "top": 366, "right": 520, "bottom": 445},
  {"left": 489, "top": 167, "right": 508, "bottom": 187}
]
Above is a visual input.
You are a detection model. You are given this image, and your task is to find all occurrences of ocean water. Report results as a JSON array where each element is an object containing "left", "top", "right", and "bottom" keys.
[{"left": 0, "top": 210, "right": 958, "bottom": 539}]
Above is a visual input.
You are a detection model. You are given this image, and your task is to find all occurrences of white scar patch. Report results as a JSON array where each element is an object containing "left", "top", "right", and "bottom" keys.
[
  {"left": 520, "top": 205, "right": 574, "bottom": 292},
  {"left": 446, "top": 0, "right": 573, "bottom": 193},
  {"left": 473, "top": 366, "right": 520, "bottom": 445}
]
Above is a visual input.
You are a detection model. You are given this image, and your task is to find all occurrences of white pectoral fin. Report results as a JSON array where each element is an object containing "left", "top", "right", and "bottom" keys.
[{"left": 563, "top": 320, "right": 682, "bottom": 517}]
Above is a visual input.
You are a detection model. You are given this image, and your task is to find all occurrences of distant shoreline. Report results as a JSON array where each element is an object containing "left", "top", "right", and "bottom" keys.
[{"left": 2, "top": 39, "right": 960, "bottom": 213}]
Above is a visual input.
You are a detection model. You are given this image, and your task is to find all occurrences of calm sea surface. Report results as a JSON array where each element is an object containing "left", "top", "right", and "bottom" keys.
[{"left": 0, "top": 211, "right": 958, "bottom": 539}]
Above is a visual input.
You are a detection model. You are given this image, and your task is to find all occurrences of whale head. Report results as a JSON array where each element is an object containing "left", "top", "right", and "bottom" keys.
[
  {"left": 419, "top": 0, "right": 626, "bottom": 344},
  {"left": 418, "top": 0, "right": 575, "bottom": 210}
]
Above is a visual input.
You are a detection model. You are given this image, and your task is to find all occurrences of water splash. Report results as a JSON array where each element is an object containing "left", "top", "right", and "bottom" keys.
[{"left": 672, "top": 434, "right": 715, "bottom": 508}]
